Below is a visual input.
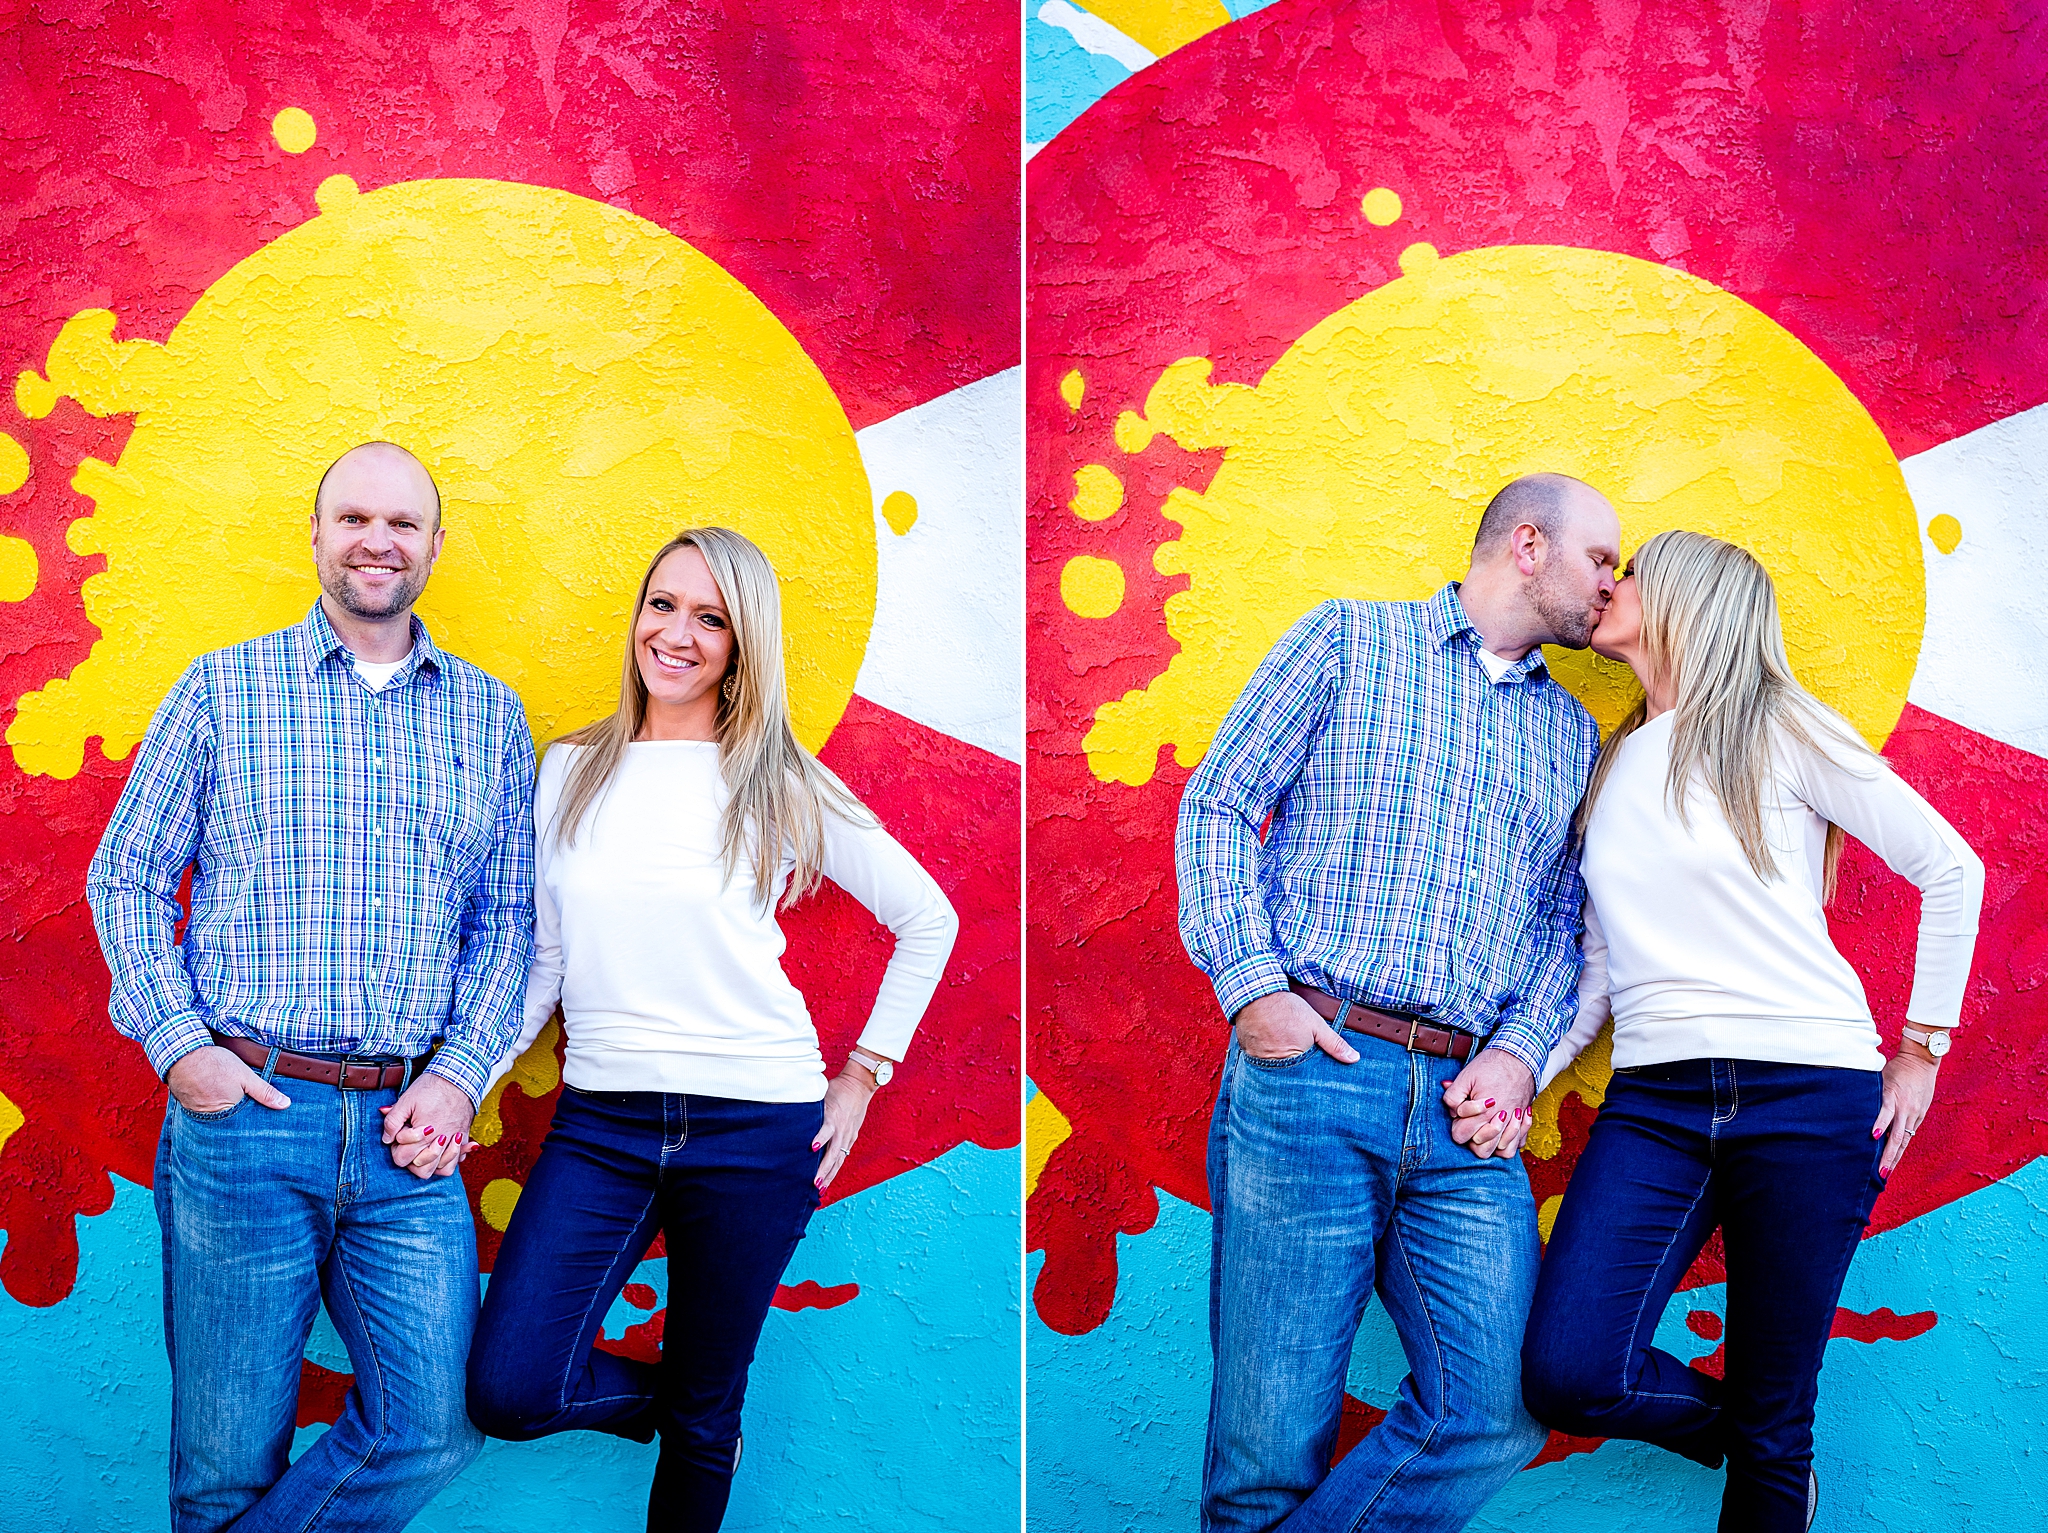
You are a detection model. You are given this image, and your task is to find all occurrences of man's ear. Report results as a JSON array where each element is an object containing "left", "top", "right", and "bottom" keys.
[{"left": 1510, "top": 520, "right": 1545, "bottom": 578}]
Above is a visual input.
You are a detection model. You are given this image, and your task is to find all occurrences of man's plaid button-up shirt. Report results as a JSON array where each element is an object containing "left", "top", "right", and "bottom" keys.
[
  {"left": 87, "top": 601, "right": 537, "bottom": 1105},
  {"left": 1175, "top": 584, "right": 1600, "bottom": 1079}
]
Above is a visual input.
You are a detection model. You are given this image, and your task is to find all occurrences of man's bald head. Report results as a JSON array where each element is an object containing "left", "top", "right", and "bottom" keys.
[
  {"left": 315, "top": 441, "right": 442, "bottom": 529},
  {"left": 1471, "top": 472, "right": 1598, "bottom": 556}
]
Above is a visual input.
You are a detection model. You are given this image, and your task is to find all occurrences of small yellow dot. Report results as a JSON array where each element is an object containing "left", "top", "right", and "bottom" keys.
[
  {"left": 1361, "top": 187, "right": 1403, "bottom": 226},
  {"left": 1069, "top": 464, "right": 1123, "bottom": 522},
  {"left": 272, "top": 108, "right": 317, "bottom": 155},
  {"left": 15, "top": 371, "right": 56, "bottom": 421},
  {"left": 1061, "top": 555, "right": 1126, "bottom": 620},
  {"left": 479, "top": 1178, "right": 523, "bottom": 1232},
  {"left": 1398, "top": 242, "right": 1439, "bottom": 276},
  {"left": 0, "top": 535, "right": 39, "bottom": 603},
  {"left": 1927, "top": 514, "right": 1962, "bottom": 555},
  {"left": 1113, "top": 410, "right": 1155, "bottom": 455},
  {"left": 881, "top": 490, "right": 918, "bottom": 536},
  {"left": 1060, "top": 370, "right": 1086, "bottom": 411},
  {"left": 0, "top": 432, "right": 28, "bottom": 495},
  {"left": 315, "top": 175, "right": 359, "bottom": 214}
]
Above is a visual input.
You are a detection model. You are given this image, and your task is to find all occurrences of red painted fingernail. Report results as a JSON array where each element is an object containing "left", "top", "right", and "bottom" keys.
[
  {"left": 1872, "top": 1127, "right": 1882, "bottom": 1139},
  {"left": 421, "top": 1125, "right": 435, "bottom": 1136},
  {"left": 1498, "top": 1111, "right": 1508, "bottom": 1122},
  {"left": 1514, "top": 1107, "right": 1523, "bottom": 1119},
  {"left": 1880, "top": 1166, "right": 1891, "bottom": 1179},
  {"left": 436, "top": 1134, "right": 447, "bottom": 1145},
  {"left": 1485, "top": 1099, "right": 1496, "bottom": 1108}
]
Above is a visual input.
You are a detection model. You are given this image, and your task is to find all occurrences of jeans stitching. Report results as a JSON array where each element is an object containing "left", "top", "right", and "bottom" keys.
[
  {"left": 1615, "top": 1171, "right": 1713, "bottom": 1411},
  {"left": 1345, "top": 1219, "right": 1446, "bottom": 1533},
  {"left": 1712, "top": 1062, "right": 1740, "bottom": 1127},
  {"left": 290, "top": 1236, "right": 390, "bottom": 1532},
  {"left": 552, "top": 1183, "right": 661, "bottom": 1418}
]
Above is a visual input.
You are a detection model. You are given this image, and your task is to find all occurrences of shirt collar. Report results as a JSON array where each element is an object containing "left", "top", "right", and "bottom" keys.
[
  {"left": 295, "top": 599, "right": 443, "bottom": 682},
  {"left": 1428, "top": 582, "right": 1550, "bottom": 684}
]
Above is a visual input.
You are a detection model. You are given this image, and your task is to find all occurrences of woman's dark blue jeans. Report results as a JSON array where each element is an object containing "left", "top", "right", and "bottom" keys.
[
  {"left": 1522, "top": 1058, "right": 1885, "bottom": 1532},
  {"left": 467, "top": 1086, "right": 824, "bottom": 1532}
]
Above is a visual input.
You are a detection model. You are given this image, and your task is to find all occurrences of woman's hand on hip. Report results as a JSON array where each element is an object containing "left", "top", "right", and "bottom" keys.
[
  {"left": 814, "top": 1068, "right": 879, "bottom": 1192},
  {"left": 1872, "top": 1050, "right": 1939, "bottom": 1179}
]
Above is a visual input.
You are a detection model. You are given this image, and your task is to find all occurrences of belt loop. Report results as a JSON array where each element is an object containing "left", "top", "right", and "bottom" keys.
[
  {"left": 261, "top": 1045, "right": 281, "bottom": 1084},
  {"left": 400, "top": 1054, "right": 416, "bottom": 1091}
]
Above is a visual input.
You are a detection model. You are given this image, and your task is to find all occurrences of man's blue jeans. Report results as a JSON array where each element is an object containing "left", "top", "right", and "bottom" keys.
[
  {"left": 154, "top": 1073, "right": 482, "bottom": 1533},
  {"left": 1521, "top": 1058, "right": 1885, "bottom": 1531},
  {"left": 1205, "top": 1033, "right": 1547, "bottom": 1533},
  {"left": 466, "top": 1087, "right": 825, "bottom": 1533}
]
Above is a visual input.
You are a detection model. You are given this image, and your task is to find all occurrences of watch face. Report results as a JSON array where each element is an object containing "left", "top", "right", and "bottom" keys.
[
  {"left": 873, "top": 1058, "right": 895, "bottom": 1085},
  {"left": 1928, "top": 1031, "right": 1952, "bottom": 1057}
]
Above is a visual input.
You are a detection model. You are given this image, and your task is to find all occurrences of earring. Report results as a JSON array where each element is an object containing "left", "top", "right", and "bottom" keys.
[{"left": 721, "top": 672, "right": 737, "bottom": 702}]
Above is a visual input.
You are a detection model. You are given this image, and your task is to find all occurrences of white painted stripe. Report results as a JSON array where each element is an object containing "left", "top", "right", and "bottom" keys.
[
  {"left": 853, "top": 368, "right": 1022, "bottom": 764},
  {"left": 1904, "top": 400, "right": 2048, "bottom": 759},
  {"left": 1036, "top": 0, "right": 1156, "bottom": 74}
]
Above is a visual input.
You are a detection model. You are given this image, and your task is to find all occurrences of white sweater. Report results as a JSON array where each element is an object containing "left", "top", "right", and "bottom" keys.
[
  {"left": 1540, "top": 712, "right": 1984, "bottom": 1087},
  {"left": 485, "top": 741, "right": 959, "bottom": 1104}
]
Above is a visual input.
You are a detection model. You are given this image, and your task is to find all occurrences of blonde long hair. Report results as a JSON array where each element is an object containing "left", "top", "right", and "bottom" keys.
[
  {"left": 550, "top": 526, "right": 869, "bottom": 908},
  {"left": 1578, "top": 530, "right": 1876, "bottom": 900}
]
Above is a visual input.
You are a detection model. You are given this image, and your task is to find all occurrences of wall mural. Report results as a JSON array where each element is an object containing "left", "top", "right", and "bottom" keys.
[
  {"left": 0, "top": 2, "right": 1019, "bottom": 1527},
  {"left": 1026, "top": 0, "right": 2048, "bottom": 1525}
]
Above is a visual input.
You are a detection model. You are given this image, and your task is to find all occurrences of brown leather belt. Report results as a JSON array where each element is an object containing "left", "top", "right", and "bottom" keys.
[
  {"left": 1287, "top": 983, "right": 1476, "bottom": 1064},
  {"left": 211, "top": 1032, "right": 431, "bottom": 1091}
]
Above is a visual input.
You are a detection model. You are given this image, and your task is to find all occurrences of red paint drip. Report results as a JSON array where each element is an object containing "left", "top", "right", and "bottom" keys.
[
  {"left": 772, "top": 1280, "right": 860, "bottom": 1312},
  {"left": 621, "top": 1282, "right": 658, "bottom": 1310},
  {"left": 1830, "top": 1306, "right": 1938, "bottom": 1344},
  {"left": 596, "top": 1306, "right": 667, "bottom": 1366},
  {"left": 1687, "top": 1309, "right": 1725, "bottom": 1342},
  {"left": 1328, "top": 1393, "right": 1388, "bottom": 1466}
]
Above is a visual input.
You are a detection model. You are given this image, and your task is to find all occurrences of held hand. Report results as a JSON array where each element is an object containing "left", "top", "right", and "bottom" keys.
[
  {"left": 378, "top": 1073, "right": 476, "bottom": 1179},
  {"left": 813, "top": 1067, "right": 879, "bottom": 1192},
  {"left": 1441, "top": 1048, "right": 1536, "bottom": 1159},
  {"left": 1872, "top": 1049, "right": 1940, "bottom": 1180},
  {"left": 1233, "top": 992, "right": 1360, "bottom": 1065},
  {"left": 166, "top": 1045, "right": 291, "bottom": 1115}
]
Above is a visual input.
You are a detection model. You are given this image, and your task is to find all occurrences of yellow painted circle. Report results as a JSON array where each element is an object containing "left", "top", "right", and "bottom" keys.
[
  {"left": 1059, "top": 369, "right": 1086, "bottom": 411},
  {"left": 1086, "top": 245, "right": 1923, "bottom": 785},
  {"left": 0, "top": 431, "right": 29, "bottom": 495},
  {"left": 0, "top": 536, "right": 36, "bottom": 603},
  {"left": 1927, "top": 514, "right": 1961, "bottom": 555},
  {"left": 272, "top": 108, "right": 317, "bottom": 154},
  {"left": 1361, "top": 187, "right": 1403, "bottom": 226},
  {"left": 479, "top": 1177, "right": 522, "bottom": 1232},
  {"left": 1061, "top": 555, "right": 1126, "bottom": 620},
  {"left": 8, "top": 179, "right": 875, "bottom": 778},
  {"left": 1069, "top": 464, "right": 1124, "bottom": 522}
]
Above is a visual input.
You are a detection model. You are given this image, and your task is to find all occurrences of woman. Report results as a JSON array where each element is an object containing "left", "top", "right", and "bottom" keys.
[
  {"left": 1512, "top": 531, "right": 1982, "bottom": 1531},
  {"left": 461, "top": 526, "right": 958, "bottom": 1530}
]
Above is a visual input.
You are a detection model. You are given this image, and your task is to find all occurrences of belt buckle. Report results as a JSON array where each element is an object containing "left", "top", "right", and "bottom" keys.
[
  {"left": 337, "top": 1052, "right": 372, "bottom": 1090},
  {"left": 1404, "top": 1017, "right": 1421, "bottom": 1052}
]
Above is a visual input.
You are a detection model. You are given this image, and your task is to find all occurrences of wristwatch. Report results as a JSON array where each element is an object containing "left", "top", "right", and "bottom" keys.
[
  {"left": 1902, "top": 1027, "right": 1952, "bottom": 1059},
  {"left": 849, "top": 1049, "right": 895, "bottom": 1086}
]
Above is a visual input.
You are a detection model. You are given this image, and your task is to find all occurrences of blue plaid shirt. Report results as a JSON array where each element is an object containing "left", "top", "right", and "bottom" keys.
[
  {"left": 1175, "top": 585, "right": 1599, "bottom": 1078},
  {"left": 87, "top": 602, "right": 536, "bottom": 1105}
]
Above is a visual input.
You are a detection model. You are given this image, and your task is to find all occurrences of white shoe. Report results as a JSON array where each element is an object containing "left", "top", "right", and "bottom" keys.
[{"left": 1806, "top": 1469, "right": 1818, "bottom": 1530}]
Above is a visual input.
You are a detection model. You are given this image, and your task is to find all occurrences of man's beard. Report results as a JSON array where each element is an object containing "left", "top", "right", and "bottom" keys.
[
  {"left": 1531, "top": 568, "right": 1598, "bottom": 650},
  {"left": 321, "top": 559, "right": 428, "bottom": 621}
]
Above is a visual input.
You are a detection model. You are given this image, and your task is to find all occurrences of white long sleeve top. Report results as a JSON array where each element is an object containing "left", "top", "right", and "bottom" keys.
[
  {"left": 485, "top": 740, "right": 959, "bottom": 1104},
  {"left": 1539, "top": 712, "right": 1984, "bottom": 1088}
]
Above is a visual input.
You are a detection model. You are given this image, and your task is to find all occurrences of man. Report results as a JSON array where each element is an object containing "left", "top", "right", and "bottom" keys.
[
  {"left": 1178, "top": 473, "right": 1621, "bottom": 1532},
  {"left": 88, "top": 441, "right": 535, "bottom": 1532}
]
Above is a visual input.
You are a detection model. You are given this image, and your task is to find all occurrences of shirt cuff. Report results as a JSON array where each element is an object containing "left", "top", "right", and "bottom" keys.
[
  {"left": 144, "top": 1012, "right": 216, "bottom": 1081},
  {"left": 425, "top": 1041, "right": 494, "bottom": 1108},
  {"left": 1211, "top": 952, "right": 1295, "bottom": 1022},
  {"left": 1480, "top": 1023, "right": 1549, "bottom": 1085}
]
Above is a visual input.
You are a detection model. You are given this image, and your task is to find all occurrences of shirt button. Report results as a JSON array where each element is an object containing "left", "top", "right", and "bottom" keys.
[
  {"left": 373, "top": 897, "right": 382, "bottom": 908},
  {"left": 374, "top": 825, "right": 382, "bottom": 837}
]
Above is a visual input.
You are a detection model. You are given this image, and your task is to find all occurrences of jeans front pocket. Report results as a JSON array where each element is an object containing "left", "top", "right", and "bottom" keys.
[
  {"left": 1242, "top": 1046, "right": 1314, "bottom": 1071},
  {"left": 174, "top": 1094, "right": 251, "bottom": 1124}
]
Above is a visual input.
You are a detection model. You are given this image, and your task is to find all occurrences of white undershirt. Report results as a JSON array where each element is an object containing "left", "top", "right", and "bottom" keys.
[
  {"left": 1476, "top": 647, "right": 1516, "bottom": 682},
  {"left": 484, "top": 741, "right": 959, "bottom": 1103},
  {"left": 352, "top": 652, "right": 409, "bottom": 690},
  {"left": 1540, "top": 712, "right": 1984, "bottom": 1087}
]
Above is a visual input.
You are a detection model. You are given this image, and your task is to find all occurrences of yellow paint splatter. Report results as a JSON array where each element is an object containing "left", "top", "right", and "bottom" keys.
[
  {"left": 469, "top": 1018, "right": 562, "bottom": 1147},
  {"left": 479, "top": 1178, "right": 523, "bottom": 1232},
  {"left": 1069, "top": 463, "right": 1124, "bottom": 522},
  {"left": 1085, "top": 245, "right": 1923, "bottom": 786},
  {"left": 881, "top": 489, "right": 918, "bottom": 536},
  {"left": 272, "top": 108, "right": 317, "bottom": 155},
  {"left": 0, "top": 537, "right": 36, "bottom": 603},
  {"left": 1073, "top": 0, "right": 1230, "bottom": 57},
  {"left": 1361, "top": 187, "right": 1403, "bottom": 226},
  {"left": 1025, "top": 1089, "right": 1074, "bottom": 1200},
  {"left": 1525, "top": 1022, "right": 1614, "bottom": 1161},
  {"left": 315, "top": 174, "right": 358, "bottom": 213},
  {"left": 5, "top": 178, "right": 875, "bottom": 780},
  {"left": 0, "top": 432, "right": 28, "bottom": 494},
  {"left": 1927, "top": 514, "right": 1962, "bottom": 555},
  {"left": 1060, "top": 370, "right": 1086, "bottom": 411},
  {"left": 1061, "top": 555, "right": 1126, "bottom": 620},
  {"left": 0, "top": 1088, "right": 22, "bottom": 1159},
  {"left": 1397, "top": 241, "right": 1439, "bottom": 276},
  {"left": 1114, "top": 409, "right": 1154, "bottom": 455},
  {"left": 1536, "top": 1194, "right": 1564, "bottom": 1243}
]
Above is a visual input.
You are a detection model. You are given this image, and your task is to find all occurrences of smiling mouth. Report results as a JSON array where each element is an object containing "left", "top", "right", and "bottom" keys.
[
  {"left": 350, "top": 564, "right": 405, "bottom": 577},
  {"left": 648, "top": 647, "right": 696, "bottom": 673}
]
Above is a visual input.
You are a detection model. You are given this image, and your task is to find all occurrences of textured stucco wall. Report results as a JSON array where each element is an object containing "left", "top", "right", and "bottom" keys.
[
  {"left": 1025, "top": 1, "right": 2048, "bottom": 1527},
  {"left": 0, "top": 2, "right": 1020, "bottom": 1526}
]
